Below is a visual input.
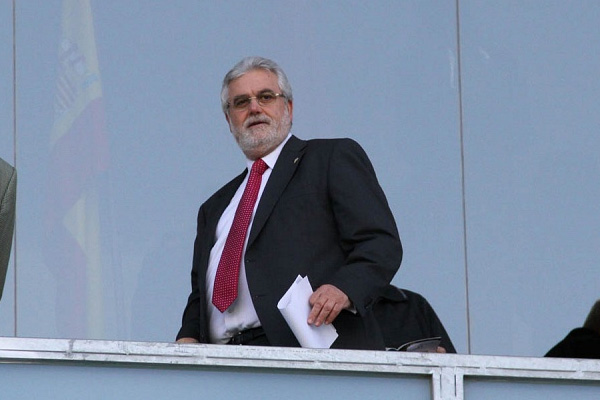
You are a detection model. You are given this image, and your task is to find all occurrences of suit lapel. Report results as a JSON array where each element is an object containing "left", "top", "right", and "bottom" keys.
[{"left": 247, "top": 135, "right": 306, "bottom": 247}]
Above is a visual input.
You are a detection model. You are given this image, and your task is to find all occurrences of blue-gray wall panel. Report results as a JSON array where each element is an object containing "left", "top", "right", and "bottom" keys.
[
  {"left": 461, "top": 1, "right": 600, "bottom": 356},
  {"left": 465, "top": 378, "right": 600, "bottom": 400},
  {"left": 0, "top": 363, "right": 431, "bottom": 400}
]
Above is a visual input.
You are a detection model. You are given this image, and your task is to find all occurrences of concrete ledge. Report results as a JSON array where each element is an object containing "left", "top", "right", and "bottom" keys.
[{"left": 1, "top": 337, "right": 599, "bottom": 400}]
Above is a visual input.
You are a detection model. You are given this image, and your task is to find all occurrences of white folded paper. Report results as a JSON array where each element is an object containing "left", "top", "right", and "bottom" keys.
[{"left": 277, "top": 275, "right": 338, "bottom": 348}]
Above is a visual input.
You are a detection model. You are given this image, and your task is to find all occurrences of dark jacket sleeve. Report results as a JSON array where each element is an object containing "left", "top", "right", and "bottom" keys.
[
  {"left": 325, "top": 139, "right": 403, "bottom": 314},
  {"left": 176, "top": 206, "right": 207, "bottom": 342},
  {"left": 0, "top": 158, "right": 16, "bottom": 301}
]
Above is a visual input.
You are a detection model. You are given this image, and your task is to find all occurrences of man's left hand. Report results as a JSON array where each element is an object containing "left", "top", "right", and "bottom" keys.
[{"left": 307, "top": 284, "right": 351, "bottom": 326}]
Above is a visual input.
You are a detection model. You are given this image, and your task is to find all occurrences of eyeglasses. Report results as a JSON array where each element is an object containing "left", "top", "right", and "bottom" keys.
[{"left": 228, "top": 90, "right": 286, "bottom": 111}]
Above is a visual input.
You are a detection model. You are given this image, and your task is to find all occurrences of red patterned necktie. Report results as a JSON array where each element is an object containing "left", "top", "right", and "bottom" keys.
[{"left": 212, "top": 159, "right": 268, "bottom": 312}]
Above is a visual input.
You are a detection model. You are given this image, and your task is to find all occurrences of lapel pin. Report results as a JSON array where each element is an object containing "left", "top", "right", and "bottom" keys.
[{"left": 293, "top": 157, "right": 299, "bottom": 164}]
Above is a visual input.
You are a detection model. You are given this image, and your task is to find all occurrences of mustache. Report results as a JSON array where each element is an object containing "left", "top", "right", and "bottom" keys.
[{"left": 244, "top": 115, "right": 271, "bottom": 128}]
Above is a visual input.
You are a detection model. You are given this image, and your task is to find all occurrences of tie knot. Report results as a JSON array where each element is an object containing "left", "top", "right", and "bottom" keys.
[{"left": 251, "top": 159, "right": 268, "bottom": 176}]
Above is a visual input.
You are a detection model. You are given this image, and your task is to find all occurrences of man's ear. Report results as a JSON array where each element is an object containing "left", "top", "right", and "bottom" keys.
[
  {"left": 287, "top": 100, "right": 294, "bottom": 122},
  {"left": 225, "top": 112, "right": 232, "bottom": 133}
]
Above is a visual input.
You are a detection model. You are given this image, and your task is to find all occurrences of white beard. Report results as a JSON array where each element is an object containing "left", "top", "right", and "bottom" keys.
[{"left": 231, "top": 107, "right": 292, "bottom": 159}]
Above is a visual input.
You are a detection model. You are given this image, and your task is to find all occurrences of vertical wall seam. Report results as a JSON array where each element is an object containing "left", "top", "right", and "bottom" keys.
[{"left": 455, "top": 0, "right": 472, "bottom": 354}]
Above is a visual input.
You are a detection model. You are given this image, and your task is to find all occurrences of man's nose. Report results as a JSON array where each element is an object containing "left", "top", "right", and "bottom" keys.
[{"left": 248, "top": 97, "right": 263, "bottom": 113}]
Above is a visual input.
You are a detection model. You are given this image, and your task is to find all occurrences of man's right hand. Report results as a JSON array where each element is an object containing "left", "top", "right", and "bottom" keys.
[{"left": 308, "top": 284, "right": 352, "bottom": 327}]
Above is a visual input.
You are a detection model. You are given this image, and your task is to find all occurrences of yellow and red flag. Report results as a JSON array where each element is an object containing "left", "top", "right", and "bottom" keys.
[{"left": 44, "top": 0, "right": 109, "bottom": 338}]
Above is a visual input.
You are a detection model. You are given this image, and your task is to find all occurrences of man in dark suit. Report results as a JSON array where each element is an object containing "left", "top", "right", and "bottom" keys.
[
  {"left": 545, "top": 300, "right": 600, "bottom": 359},
  {"left": 0, "top": 157, "right": 17, "bottom": 301},
  {"left": 176, "top": 57, "right": 402, "bottom": 349}
]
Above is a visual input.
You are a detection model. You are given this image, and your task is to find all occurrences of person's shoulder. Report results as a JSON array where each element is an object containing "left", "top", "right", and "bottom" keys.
[
  {"left": 304, "top": 137, "right": 361, "bottom": 148},
  {"left": 200, "top": 170, "right": 246, "bottom": 207},
  {"left": 0, "top": 157, "right": 16, "bottom": 180},
  {"left": 0, "top": 157, "right": 12, "bottom": 171},
  {"left": 567, "top": 327, "right": 600, "bottom": 340},
  {"left": 546, "top": 327, "right": 600, "bottom": 359},
  {"left": 301, "top": 137, "right": 367, "bottom": 156},
  {"left": 0, "top": 158, "right": 16, "bottom": 199}
]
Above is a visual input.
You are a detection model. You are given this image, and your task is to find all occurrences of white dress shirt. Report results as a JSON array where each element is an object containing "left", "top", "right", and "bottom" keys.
[{"left": 206, "top": 134, "right": 291, "bottom": 343}]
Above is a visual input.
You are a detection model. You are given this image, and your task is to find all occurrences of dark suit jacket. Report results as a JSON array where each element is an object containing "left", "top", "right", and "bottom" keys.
[
  {"left": 177, "top": 136, "right": 402, "bottom": 349},
  {"left": 545, "top": 327, "right": 600, "bottom": 359},
  {"left": 0, "top": 157, "right": 17, "bottom": 301}
]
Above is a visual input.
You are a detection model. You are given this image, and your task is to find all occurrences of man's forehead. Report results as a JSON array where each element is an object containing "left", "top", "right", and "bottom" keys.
[{"left": 228, "top": 69, "right": 279, "bottom": 95}]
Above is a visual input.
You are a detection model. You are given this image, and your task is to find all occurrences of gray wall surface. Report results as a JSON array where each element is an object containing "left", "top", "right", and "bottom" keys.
[{"left": 1, "top": 1, "right": 598, "bottom": 358}]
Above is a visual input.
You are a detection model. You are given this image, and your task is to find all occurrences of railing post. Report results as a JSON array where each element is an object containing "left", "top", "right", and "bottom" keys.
[{"left": 432, "top": 367, "right": 464, "bottom": 400}]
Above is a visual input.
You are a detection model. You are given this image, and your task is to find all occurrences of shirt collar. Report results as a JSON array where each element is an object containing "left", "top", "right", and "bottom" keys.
[{"left": 245, "top": 133, "right": 292, "bottom": 171}]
